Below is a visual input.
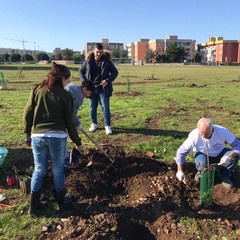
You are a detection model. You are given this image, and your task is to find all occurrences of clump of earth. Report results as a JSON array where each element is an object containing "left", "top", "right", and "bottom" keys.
[{"left": 4, "top": 145, "right": 240, "bottom": 239}]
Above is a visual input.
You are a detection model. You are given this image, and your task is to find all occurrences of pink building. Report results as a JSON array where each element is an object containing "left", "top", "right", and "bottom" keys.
[
  {"left": 126, "top": 36, "right": 195, "bottom": 64},
  {"left": 197, "top": 37, "right": 239, "bottom": 64}
]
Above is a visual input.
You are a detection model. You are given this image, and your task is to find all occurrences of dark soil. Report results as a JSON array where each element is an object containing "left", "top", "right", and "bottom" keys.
[{"left": 5, "top": 143, "right": 240, "bottom": 240}]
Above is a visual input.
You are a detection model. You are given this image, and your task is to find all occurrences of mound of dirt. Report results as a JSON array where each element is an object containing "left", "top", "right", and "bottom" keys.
[
  {"left": 114, "top": 91, "right": 142, "bottom": 97},
  {"left": 32, "top": 146, "right": 240, "bottom": 240}
]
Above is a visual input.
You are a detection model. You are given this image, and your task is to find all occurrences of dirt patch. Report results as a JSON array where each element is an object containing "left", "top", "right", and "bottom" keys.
[
  {"left": 19, "top": 146, "right": 238, "bottom": 239},
  {"left": 115, "top": 91, "right": 142, "bottom": 97},
  {"left": 3, "top": 145, "right": 240, "bottom": 239},
  {"left": 168, "top": 83, "right": 207, "bottom": 88}
]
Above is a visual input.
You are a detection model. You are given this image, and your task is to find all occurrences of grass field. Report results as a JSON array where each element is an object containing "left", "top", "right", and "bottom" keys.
[
  {"left": 1, "top": 64, "right": 240, "bottom": 158},
  {"left": 0, "top": 64, "right": 240, "bottom": 239}
]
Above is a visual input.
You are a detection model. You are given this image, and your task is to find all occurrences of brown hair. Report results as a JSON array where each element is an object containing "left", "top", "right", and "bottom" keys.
[
  {"left": 39, "top": 62, "right": 71, "bottom": 91},
  {"left": 94, "top": 43, "right": 103, "bottom": 50}
]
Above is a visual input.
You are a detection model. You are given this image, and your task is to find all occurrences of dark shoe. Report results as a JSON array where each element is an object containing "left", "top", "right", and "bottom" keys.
[
  {"left": 194, "top": 171, "right": 201, "bottom": 183},
  {"left": 53, "top": 190, "right": 72, "bottom": 212},
  {"left": 28, "top": 191, "right": 47, "bottom": 215},
  {"left": 222, "top": 179, "right": 233, "bottom": 189}
]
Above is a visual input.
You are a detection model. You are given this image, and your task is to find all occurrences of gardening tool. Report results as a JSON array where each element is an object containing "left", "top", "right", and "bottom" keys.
[
  {"left": 81, "top": 128, "right": 114, "bottom": 164},
  {"left": 182, "top": 178, "right": 198, "bottom": 190},
  {"left": 64, "top": 147, "right": 81, "bottom": 169},
  {"left": 0, "top": 203, "right": 16, "bottom": 209},
  {"left": 199, "top": 141, "right": 215, "bottom": 207}
]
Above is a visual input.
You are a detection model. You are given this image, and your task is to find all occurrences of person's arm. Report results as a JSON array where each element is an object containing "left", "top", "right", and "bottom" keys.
[
  {"left": 79, "top": 62, "right": 88, "bottom": 83},
  {"left": 174, "top": 142, "right": 192, "bottom": 167},
  {"left": 219, "top": 137, "right": 240, "bottom": 166},
  {"left": 64, "top": 93, "right": 82, "bottom": 147},
  {"left": 175, "top": 136, "right": 194, "bottom": 181},
  {"left": 229, "top": 137, "right": 240, "bottom": 156},
  {"left": 23, "top": 86, "right": 37, "bottom": 136},
  {"left": 105, "top": 61, "right": 118, "bottom": 83}
]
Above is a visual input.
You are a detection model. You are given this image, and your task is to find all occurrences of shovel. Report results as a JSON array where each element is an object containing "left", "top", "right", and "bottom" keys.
[{"left": 81, "top": 128, "right": 114, "bottom": 166}]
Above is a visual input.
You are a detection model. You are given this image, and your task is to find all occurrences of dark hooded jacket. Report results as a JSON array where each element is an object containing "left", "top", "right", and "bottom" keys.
[{"left": 79, "top": 50, "right": 118, "bottom": 97}]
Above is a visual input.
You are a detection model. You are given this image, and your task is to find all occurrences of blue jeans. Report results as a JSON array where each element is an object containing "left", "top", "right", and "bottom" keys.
[
  {"left": 194, "top": 148, "right": 239, "bottom": 181},
  {"left": 31, "top": 137, "right": 67, "bottom": 192},
  {"left": 89, "top": 88, "right": 111, "bottom": 126}
]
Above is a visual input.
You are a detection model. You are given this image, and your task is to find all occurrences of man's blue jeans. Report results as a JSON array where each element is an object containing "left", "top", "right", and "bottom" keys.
[
  {"left": 89, "top": 88, "right": 110, "bottom": 126},
  {"left": 194, "top": 148, "right": 239, "bottom": 181},
  {"left": 31, "top": 137, "right": 67, "bottom": 192}
]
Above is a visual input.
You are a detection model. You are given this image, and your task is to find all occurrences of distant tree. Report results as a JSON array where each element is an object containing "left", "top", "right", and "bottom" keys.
[
  {"left": 22, "top": 54, "right": 34, "bottom": 62},
  {"left": 72, "top": 53, "right": 85, "bottom": 64},
  {"left": 62, "top": 48, "right": 73, "bottom": 60},
  {"left": 36, "top": 53, "right": 50, "bottom": 61},
  {"left": 164, "top": 43, "right": 186, "bottom": 62},
  {"left": 50, "top": 54, "right": 56, "bottom": 61},
  {"left": 145, "top": 49, "right": 159, "bottom": 63},
  {"left": 9, "top": 53, "right": 21, "bottom": 62},
  {"left": 2, "top": 53, "right": 10, "bottom": 62},
  {"left": 112, "top": 49, "right": 128, "bottom": 59},
  {"left": 56, "top": 53, "right": 63, "bottom": 60},
  {"left": 193, "top": 52, "right": 202, "bottom": 63},
  {"left": 112, "top": 49, "right": 121, "bottom": 58},
  {"left": 121, "top": 50, "right": 128, "bottom": 58}
]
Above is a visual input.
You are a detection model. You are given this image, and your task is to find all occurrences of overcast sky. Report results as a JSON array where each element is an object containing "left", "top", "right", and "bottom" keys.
[{"left": 1, "top": 0, "right": 239, "bottom": 52}]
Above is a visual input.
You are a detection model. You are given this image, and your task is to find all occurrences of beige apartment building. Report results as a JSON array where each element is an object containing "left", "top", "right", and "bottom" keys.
[
  {"left": 84, "top": 39, "right": 124, "bottom": 58},
  {"left": 126, "top": 36, "right": 196, "bottom": 64}
]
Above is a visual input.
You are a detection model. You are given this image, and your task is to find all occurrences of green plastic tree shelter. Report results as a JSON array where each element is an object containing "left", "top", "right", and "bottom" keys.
[
  {"left": 0, "top": 72, "right": 7, "bottom": 89},
  {"left": 199, "top": 140, "right": 216, "bottom": 207},
  {"left": 200, "top": 165, "right": 215, "bottom": 207}
]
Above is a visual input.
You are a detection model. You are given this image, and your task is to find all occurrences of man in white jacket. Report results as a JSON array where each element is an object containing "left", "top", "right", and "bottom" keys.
[{"left": 175, "top": 117, "right": 240, "bottom": 188}]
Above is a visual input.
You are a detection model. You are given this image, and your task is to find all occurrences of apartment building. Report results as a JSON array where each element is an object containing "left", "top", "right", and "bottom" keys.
[
  {"left": 0, "top": 48, "right": 35, "bottom": 56},
  {"left": 126, "top": 42, "right": 135, "bottom": 63},
  {"left": 135, "top": 39, "right": 149, "bottom": 63},
  {"left": 238, "top": 41, "right": 240, "bottom": 63},
  {"left": 84, "top": 39, "right": 124, "bottom": 58},
  {"left": 149, "top": 39, "right": 165, "bottom": 56},
  {"left": 164, "top": 36, "right": 195, "bottom": 60},
  {"left": 126, "top": 36, "right": 196, "bottom": 63},
  {"left": 197, "top": 37, "right": 239, "bottom": 64}
]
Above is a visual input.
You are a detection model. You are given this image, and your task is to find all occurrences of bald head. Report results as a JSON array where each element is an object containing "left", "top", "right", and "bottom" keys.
[{"left": 197, "top": 118, "right": 213, "bottom": 139}]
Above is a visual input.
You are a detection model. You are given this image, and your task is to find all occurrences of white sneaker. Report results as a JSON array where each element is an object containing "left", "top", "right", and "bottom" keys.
[
  {"left": 89, "top": 123, "right": 97, "bottom": 132},
  {"left": 105, "top": 126, "right": 112, "bottom": 135}
]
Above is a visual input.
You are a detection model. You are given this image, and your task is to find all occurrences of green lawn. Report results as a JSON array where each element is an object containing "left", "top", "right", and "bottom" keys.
[{"left": 0, "top": 64, "right": 240, "bottom": 239}]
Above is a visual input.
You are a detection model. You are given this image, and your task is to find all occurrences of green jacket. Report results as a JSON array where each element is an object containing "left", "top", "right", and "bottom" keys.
[{"left": 23, "top": 84, "right": 81, "bottom": 146}]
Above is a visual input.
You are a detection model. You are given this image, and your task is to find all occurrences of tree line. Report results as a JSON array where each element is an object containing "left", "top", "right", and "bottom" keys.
[
  {"left": 144, "top": 43, "right": 201, "bottom": 63},
  {"left": 0, "top": 44, "right": 201, "bottom": 64},
  {"left": 0, "top": 48, "right": 85, "bottom": 64}
]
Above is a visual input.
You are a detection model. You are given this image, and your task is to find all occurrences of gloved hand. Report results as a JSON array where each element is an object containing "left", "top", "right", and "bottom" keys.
[
  {"left": 25, "top": 135, "right": 31, "bottom": 147},
  {"left": 75, "top": 145, "right": 83, "bottom": 153},
  {"left": 176, "top": 170, "right": 185, "bottom": 181},
  {"left": 218, "top": 155, "right": 232, "bottom": 167}
]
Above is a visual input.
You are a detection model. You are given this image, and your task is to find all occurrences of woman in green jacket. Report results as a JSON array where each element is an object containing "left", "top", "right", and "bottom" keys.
[{"left": 23, "top": 62, "right": 82, "bottom": 215}]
